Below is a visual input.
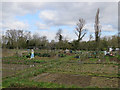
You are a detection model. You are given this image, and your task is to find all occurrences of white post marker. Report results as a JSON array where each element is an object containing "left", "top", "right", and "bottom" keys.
[
  {"left": 109, "top": 48, "right": 112, "bottom": 52},
  {"left": 104, "top": 51, "right": 107, "bottom": 55}
]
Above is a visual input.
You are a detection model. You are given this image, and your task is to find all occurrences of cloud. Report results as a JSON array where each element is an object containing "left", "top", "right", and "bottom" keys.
[
  {"left": 39, "top": 9, "right": 75, "bottom": 26},
  {"left": 36, "top": 22, "right": 49, "bottom": 30},
  {"left": 2, "top": 2, "right": 117, "bottom": 28},
  {"left": 62, "top": 29, "right": 77, "bottom": 41},
  {"left": 2, "top": 21, "right": 29, "bottom": 30},
  {"left": 39, "top": 10, "right": 59, "bottom": 26},
  {"left": 85, "top": 23, "right": 94, "bottom": 33},
  {"left": 85, "top": 23, "right": 115, "bottom": 33},
  {"left": 39, "top": 10, "right": 58, "bottom": 21},
  {"left": 38, "top": 2, "right": 117, "bottom": 28},
  {"left": 35, "top": 30, "right": 57, "bottom": 41},
  {"left": 102, "top": 24, "right": 115, "bottom": 32},
  {"left": 1, "top": 2, "right": 118, "bottom": 41},
  {"left": 1, "top": 2, "right": 46, "bottom": 23}
]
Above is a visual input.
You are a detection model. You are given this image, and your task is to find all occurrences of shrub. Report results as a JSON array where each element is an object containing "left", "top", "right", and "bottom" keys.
[
  {"left": 74, "top": 55, "right": 80, "bottom": 58},
  {"left": 23, "top": 53, "right": 31, "bottom": 58},
  {"left": 33, "top": 60, "right": 45, "bottom": 63},
  {"left": 24, "top": 52, "right": 51, "bottom": 58},
  {"left": 58, "top": 54, "right": 66, "bottom": 57},
  {"left": 35, "top": 53, "right": 42, "bottom": 57},
  {"left": 42, "top": 53, "right": 50, "bottom": 57}
]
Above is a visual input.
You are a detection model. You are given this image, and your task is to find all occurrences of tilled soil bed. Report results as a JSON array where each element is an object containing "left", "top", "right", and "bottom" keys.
[
  {"left": 31, "top": 73, "right": 119, "bottom": 88},
  {"left": 2, "top": 64, "right": 32, "bottom": 78}
]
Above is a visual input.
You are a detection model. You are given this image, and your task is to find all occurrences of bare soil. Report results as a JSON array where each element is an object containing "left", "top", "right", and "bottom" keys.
[
  {"left": 2, "top": 64, "right": 30, "bottom": 78},
  {"left": 31, "top": 73, "right": 92, "bottom": 87},
  {"left": 2, "top": 49, "right": 16, "bottom": 57},
  {"left": 31, "top": 73, "right": 119, "bottom": 88},
  {"left": 109, "top": 57, "right": 120, "bottom": 63},
  {"left": 90, "top": 77, "right": 119, "bottom": 88}
]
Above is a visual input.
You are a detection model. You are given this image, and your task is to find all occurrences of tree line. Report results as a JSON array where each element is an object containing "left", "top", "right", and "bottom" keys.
[
  {"left": 1, "top": 29, "right": 119, "bottom": 51},
  {"left": 1, "top": 8, "right": 119, "bottom": 51}
]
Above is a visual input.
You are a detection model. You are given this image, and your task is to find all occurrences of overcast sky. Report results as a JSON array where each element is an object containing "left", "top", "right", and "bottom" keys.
[{"left": 0, "top": 2, "right": 118, "bottom": 41}]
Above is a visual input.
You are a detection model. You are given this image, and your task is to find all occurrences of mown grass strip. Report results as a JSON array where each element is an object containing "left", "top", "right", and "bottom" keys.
[{"left": 2, "top": 77, "right": 80, "bottom": 88}]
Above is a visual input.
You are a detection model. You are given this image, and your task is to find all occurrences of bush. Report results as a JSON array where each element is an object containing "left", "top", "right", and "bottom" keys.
[
  {"left": 23, "top": 53, "right": 31, "bottom": 58},
  {"left": 26, "top": 53, "right": 31, "bottom": 58},
  {"left": 33, "top": 60, "right": 45, "bottom": 63},
  {"left": 58, "top": 54, "right": 66, "bottom": 57},
  {"left": 74, "top": 55, "right": 80, "bottom": 58},
  {"left": 35, "top": 53, "right": 42, "bottom": 57},
  {"left": 42, "top": 53, "right": 50, "bottom": 57}
]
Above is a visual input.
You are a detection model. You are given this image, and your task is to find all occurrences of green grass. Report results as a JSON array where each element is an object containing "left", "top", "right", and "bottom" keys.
[
  {"left": 89, "top": 58, "right": 98, "bottom": 62},
  {"left": 2, "top": 56, "right": 51, "bottom": 65},
  {"left": 3, "top": 56, "right": 82, "bottom": 88},
  {"left": 47, "top": 58, "right": 119, "bottom": 78},
  {"left": 2, "top": 53, "right": 119, "bottom": 88},
  {"left": 3, "top": 77, "right": 77, "bottom": 88},
  {"left": 2, "top": 55, "right": 75, "bottom": 88}
]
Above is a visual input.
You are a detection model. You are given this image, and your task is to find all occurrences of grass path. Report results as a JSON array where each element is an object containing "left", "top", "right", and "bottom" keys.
[{"left": 2, "top": 55, "right": 74, "bottom": 88}]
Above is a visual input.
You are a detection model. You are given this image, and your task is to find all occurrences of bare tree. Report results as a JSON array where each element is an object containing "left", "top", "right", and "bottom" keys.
[
  {"left": 4, "top": 29, "right": 31, "bottom": 49},
  {"left": 75, "top": 18, "right": 87, "bottom": 42},
  {"left": 94, "top": 8, "right": 101, "bottom": 44},
  {"left": 89, "top": 34, "right": 93, "bottom": 41},
  {"left": 56, "top": 28, "right": 63, "bottom": 42}
]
